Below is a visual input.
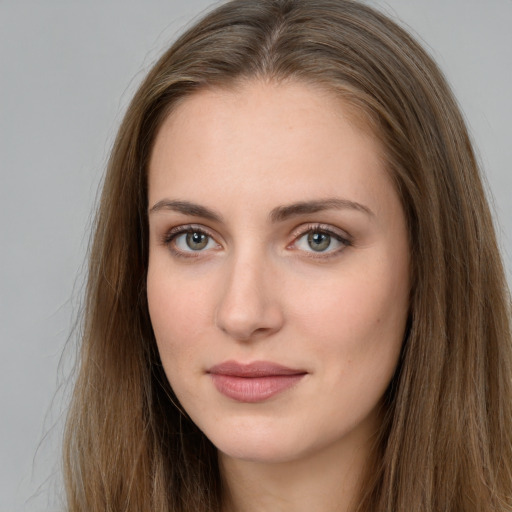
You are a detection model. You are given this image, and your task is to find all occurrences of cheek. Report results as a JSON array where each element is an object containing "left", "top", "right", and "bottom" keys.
[
  {"left": 147, "top": 273, "right": 214, "bottom": 415},
  {"left": 291, "top": 271, "right": 406, "bottom": 340},
  {"left": 285, "top": 258, "right": 409, "bottom": 384},
  {"left": 294, "top": 270, "right": 407, "bottom": 417},
  {"left": 146, "top": 266, "right": 211, "bottom": 369}
]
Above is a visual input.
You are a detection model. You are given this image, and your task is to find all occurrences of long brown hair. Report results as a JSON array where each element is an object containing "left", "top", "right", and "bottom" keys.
[{"left": 63, "top": 1, "right": 512, "bottom": 510}]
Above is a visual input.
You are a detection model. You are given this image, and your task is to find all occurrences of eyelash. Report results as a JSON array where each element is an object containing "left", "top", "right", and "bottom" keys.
[
  {"left": 161, "top": 224, "right": 218, "bottom": 259},
  {"left": 289, "top": 223, "right": 352, "bottom": 259},
  {"left": 161, "top": 223, "right": 352, "bottom": 259}
]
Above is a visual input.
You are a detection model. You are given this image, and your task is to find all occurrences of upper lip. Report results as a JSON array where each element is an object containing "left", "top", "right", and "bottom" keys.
[{"left": 207, "top": 360, "right": 307, "bottom": 377}]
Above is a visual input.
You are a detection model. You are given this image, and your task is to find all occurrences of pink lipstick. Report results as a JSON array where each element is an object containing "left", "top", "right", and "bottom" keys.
[{"left": 207, "top": 360, "right": 306, "bottom": 403}]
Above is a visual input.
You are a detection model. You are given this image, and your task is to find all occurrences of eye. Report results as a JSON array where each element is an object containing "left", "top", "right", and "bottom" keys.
[
  {"left": 176, "top": 231, "right": 214, "bottom": 251},
  {"left": 293, "top": 225, "right": 350, "bottom": 255},
  {"left": 163, "top": 225, "right": 220, "bottom": 256}
]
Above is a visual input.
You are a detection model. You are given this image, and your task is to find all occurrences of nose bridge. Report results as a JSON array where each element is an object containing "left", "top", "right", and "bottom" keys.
[{"left": 215, "top": 245, "right": 283, "bottom": 341}]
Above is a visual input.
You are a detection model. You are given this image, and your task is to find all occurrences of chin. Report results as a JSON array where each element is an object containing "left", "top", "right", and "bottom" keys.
[
  {"left": 204, "top": 422, "right": 307, "bottom": 464},
  {"left": 217, "top": 441, "right": 305, "bottom": 464}
]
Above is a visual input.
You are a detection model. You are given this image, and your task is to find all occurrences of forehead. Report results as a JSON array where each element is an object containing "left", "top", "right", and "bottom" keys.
[
  {"left": 153, "top": 79, "right": 378, "bottom": 151},
  {"left": 148, "top": 80, "right": 393, "bottom": 218}
]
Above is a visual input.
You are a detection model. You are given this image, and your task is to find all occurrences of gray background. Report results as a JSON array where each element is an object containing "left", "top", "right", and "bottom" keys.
[{"left": 1, "top": 1, "right": 510, "bottom": 510}]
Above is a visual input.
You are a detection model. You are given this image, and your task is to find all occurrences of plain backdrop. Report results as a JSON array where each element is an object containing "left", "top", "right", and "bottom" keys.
[{"left": 1, "top": 1, "right": 511, "bottom": 510}]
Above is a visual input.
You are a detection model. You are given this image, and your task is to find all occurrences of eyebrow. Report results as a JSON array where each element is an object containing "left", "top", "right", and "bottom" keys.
[
  {"left": 269, "top": 198, "right": 374, "bottom": 222},
  {"left": 149, "top": 199, "right": 224, "bottom": 222},
  {"left": 148, "top": 197, "right": 374, "bottom": 222}
]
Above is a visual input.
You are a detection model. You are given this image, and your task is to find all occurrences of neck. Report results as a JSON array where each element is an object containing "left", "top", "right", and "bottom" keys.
[{"left": 219, "top": 427, "right": 378, "bottom": 512}]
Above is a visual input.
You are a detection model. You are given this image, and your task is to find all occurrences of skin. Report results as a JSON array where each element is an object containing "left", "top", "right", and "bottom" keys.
[{"left": 147, "top": 80, "right": 410, "bottom": 512}]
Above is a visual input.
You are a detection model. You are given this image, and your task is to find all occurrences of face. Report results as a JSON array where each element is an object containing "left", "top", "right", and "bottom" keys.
[{"left": 147, "top": 80, "right": 410, "bottom": 465}]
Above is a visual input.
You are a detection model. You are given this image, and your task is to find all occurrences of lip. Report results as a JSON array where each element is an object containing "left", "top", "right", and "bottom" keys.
[{"left": 207, "top": 360, "right": 307, "bottom": 403}]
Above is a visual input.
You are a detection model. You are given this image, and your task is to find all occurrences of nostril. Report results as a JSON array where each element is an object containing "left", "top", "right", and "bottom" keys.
[
  {"left": 215, "top": 298, "right": 284, "bottom": 341},
  {"left": 214, "top": 259, "right": 285, "bottom": 340}
]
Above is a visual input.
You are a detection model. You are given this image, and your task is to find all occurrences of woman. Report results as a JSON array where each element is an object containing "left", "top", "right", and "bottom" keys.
[{"left": 63, "top": 0, "right": 512, "bottom": 510}]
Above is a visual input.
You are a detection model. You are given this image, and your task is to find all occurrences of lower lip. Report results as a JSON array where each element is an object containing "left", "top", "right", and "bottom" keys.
[{"left": 209, "top": 374, "right": 305, "bottom": 403}]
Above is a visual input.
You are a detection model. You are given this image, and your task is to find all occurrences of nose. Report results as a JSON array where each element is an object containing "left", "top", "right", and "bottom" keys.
[{"left": 215, "top": 253, "right": 284, "bottom": 341}]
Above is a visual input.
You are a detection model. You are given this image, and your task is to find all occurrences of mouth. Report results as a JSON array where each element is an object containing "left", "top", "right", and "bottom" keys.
[{"left": 207, "top": 360, "right": 307, "bottom": 403}]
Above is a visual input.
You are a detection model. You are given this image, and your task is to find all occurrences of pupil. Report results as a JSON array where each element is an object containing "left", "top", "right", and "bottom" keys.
[
  {"left": 308, "top": 232, "right": 330, "bottom": 251},
  {"left": 186, "top": 232, "right": 208, "bottom": 250}
]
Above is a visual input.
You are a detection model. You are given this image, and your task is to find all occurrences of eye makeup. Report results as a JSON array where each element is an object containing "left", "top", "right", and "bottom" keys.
[{"left": 158, "top": 221, "right": 353, "bottom": 262}]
